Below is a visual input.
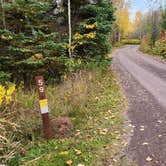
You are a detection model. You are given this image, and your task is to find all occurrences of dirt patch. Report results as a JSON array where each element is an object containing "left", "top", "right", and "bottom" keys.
[{"left": 52, "top": 117, "right": 73, "bottom": 139}]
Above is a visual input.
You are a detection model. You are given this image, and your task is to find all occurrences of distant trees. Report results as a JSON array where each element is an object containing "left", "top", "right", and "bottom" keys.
[
  {"left": 112, "top": 0, "right": 132, "bottom": 42},
  {"left": 137, "top": 2, "right": 166, "bottom": 57}
]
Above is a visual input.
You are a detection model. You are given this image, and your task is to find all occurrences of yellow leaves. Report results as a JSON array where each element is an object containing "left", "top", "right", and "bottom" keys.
[
  {"left": 0, "top": 35, "right": 13, "bottom": 40},
  {"left": 63, "top": 73, "right": 67, "bottom": 80},
  {"left": 72, "top": 29, "right": 96, "bottom": 50},
  {"left": 85, "top": 32, "right": 96, "bottom": 39},
  {"left": 77, "top": 59, "right": 82, "bottom": 65},
  {"left": 85, "top": 22, "right": 97, "bottom": 29},
  {"left": 59, "top": 151, "right": 69, "bottom": 155},
  {"left": 74, "top": 33, "right": 83, "bottom": 40},
  {"left": 0, "top": 85, "right": 5, "bottom": 105},
  {"left": 78, "top": 41, "right": 83, "bottom": 45},
  {"left": 73, "top": 32, "right": 96, "bottom": 41},
  {"left": 28, "top": 53, "right": 43, "bottom": 61},
  {"left": 100, "top": 128, "right": 108, "bottom": 135},
  {"left": 69, "top": 45, "right": 75, "bottom": 51},
  {"left": 0, "top": 84, "right": 15, "bottom": 106},
  {"left": 6, "top": 84, "right": 15, "bottom": 96}
]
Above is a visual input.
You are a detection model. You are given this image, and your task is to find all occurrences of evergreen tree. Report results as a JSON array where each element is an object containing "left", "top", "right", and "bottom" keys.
[{"left": 0, "top": 0, "right": 115, "bottom": 87}]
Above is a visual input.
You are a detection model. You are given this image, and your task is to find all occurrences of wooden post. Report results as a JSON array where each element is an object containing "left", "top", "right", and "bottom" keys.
[{"left": 35, "top": 76, "right": 52, "bottom": 140}]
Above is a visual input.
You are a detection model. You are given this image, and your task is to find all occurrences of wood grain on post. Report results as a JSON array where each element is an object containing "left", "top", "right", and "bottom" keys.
[{"left": 35, "top": 76, "right": 52, "bottom": 140}]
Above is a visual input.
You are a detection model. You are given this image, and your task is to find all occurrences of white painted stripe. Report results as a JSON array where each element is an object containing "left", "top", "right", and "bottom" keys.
[{"left": 41, "top": 106, "right": 49, "bottom": 114}]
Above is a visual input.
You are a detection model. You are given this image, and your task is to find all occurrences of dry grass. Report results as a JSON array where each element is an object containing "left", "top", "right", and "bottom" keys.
[{"left": 0, "top": 107, "right": 21, "bottom": 164}]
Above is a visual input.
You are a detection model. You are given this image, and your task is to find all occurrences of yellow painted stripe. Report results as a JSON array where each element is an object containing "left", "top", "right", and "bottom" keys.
[{"left": 39, "top": 99, "right": 48, "bottom": 108}]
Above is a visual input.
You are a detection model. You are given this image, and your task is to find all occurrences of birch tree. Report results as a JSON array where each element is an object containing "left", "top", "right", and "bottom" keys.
[{"left": 68, "top": 0, "right": 72, "bottom": 58}]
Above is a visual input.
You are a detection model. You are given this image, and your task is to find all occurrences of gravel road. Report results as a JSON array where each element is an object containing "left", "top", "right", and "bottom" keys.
[{"left": 112, "top": 45, "right": 166, "bottom": 166}]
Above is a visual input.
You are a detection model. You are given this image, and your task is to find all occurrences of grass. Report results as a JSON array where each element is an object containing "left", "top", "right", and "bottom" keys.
[
  {"left": 4, "top": 66, "right": 127, "bottom": 166},
  {"left": 113, "top": 39, "right": 141, "bottom": 47}
]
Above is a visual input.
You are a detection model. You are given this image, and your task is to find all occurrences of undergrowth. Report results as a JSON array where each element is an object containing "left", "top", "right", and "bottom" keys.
[{"left": 1, "top": 64, "right": 127, "bottom": 166}]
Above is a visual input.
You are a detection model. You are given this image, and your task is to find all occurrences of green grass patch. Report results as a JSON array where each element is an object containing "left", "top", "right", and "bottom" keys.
[
  {"left": 8, "top": 68, "right": 127, "bottom": 166},
  {"left": 113, "top": 39, "right": 141, "bottom": 47}
]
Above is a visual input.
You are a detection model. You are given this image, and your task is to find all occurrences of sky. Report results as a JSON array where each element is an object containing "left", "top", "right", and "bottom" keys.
[{"left": 130, "top": 0, "right": 165, "bottom": 21}]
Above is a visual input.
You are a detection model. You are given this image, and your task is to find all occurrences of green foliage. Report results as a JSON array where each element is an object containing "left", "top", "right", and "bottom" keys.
[
  {"left": 153, "top": 38, "right": 166, "bottom": 58},
  {"left": 140, "top": 35, "right": 166, "bottom": 58},
  {"left": 6, "top": 67, "right": 126, "bottom": 165},
  {"left": 160, "top": 7, "right": 166, "bottom": 30},
  {"left": 0, "top": 0, "right": 115, "bottom": 88},
  {"left": 121, "top": 39, "right": 141, "bottom": 45},
  {"left": 73, "top": 0, "right": 115, "bottom": 59},
  {"left": 0, "top": 71, "right": 11, "bottom": 83},
  {"left": 87, "top": 58, "right": 112, "bottom": 72},
  {"left": 2, "top": 0, "right": 52, "bottom": 33},
  {"left": 113, "top": 39, "right": 141, "bottom": 47}
]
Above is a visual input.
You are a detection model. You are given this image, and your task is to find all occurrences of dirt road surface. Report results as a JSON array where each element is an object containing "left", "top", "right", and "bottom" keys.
[{"left": 112, "top": 45, "right": 166, "bottom": 166}]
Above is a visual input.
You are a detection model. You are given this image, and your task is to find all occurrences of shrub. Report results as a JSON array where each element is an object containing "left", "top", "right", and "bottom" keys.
[
  {"left": 153, "top": 38, "right": 166, "bottom": 58},
  {"left": 140, "top": 35, "right": 152, "bottom": 54},
  {"left": 121, "top": 39, "right": 141, "bottom": 45},
  {"left": 72, "top": 1, "right": 115, "bottom": 59},
  {"left": 0, "top": 84, "right": 21, "bottom": 164}
]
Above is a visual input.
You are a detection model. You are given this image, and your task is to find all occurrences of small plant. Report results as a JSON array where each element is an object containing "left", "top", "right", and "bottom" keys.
[
  {"left": 140, "top": 35, "right": 152, "bottom": 54},
  {"left": 121, "top": 39, "right": 141, "bottom": 45},
  {"left": 153, "top": 38, "right": 166, "bottom": 58},
  {"left": 0, "top": 84, "right": 21, "bottom": 164}
]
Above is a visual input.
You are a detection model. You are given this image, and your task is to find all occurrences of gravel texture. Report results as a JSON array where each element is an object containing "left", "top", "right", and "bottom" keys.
[{"left": 112, "top": 45, "right": 166, "bottom": 166}]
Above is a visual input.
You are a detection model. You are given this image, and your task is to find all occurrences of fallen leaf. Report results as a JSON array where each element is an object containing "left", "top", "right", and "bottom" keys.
[
  {"left": 59, "top": 151, "right": 69, "bottom": 155},
  {"left": 122, "top": 141, "right": 128, "bottom": 146},
  {"left": 75, "top": 132, "right": 81, "bottom": 136},
  {"left": 142, "top": 142, "right": 149, "bottom": 146},
  {"left": 158, "top": 135, "right": 162, "bottom": 138},
  {"left": 140, "top": 126, "right": 145, "bottom": 131},
  {"left": 128, "top": 124, "right": 133, "bottom": 127},
  {"left": 77, "top": 164, "right": 85, "bottom": 166},
  {"left": 140, "top": 128, "right": 144, "bottom": 131},
  {"left": 100, "top": 128, "right": 108, "bottom": 135},
  {"left": 110, "top": 115, "right": 115, "bottom": 119},
  {"left": 104, "top": 117, "right": 109, "bottom": 120},
  {"left": 75, "top": 149, "right": 82, "bottom": 155},
  {"left": 66, "top": 159, "right": 73, "bottom": 165},
  {"left": 146, "top": 156, "right": 152, "bottom": 162},
  {"left": 157, "top": 120, "right": 162, "bottom": 124}
]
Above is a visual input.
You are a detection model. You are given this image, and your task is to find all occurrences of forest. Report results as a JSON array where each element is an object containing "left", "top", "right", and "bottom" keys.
[{"left": 0, "top": 0, "right": 166, "bottom": 165}]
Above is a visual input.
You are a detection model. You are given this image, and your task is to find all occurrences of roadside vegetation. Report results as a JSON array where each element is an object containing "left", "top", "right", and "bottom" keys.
[
  {"left": 135, "top": 5, "right": 166, "bottom": 58},
  {"left": 0, "top": 0, "right": 129, "bottom": 165},
  {"left": 113, "top": 39, "right": 141, "bottom": 47},
  {"left": 1, "top": 0, "right": 165, "bottom": 165},
  {"left": 0, "top": 63, "right": 127, "bottom": 165}
]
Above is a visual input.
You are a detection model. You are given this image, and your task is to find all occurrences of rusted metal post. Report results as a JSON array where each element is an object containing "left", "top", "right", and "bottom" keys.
[{"left": 35, "top": 76, "right": 52, "bottom": 140}]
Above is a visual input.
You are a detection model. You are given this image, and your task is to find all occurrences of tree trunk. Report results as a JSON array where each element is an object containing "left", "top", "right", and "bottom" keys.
[
  {"left": 68, "top": 0, "right": 72, "bottom": 58},
  {"left": 118, "top": 30, "right": 121, "bottom": 42},
  {"left": 1, "top": 0, "right": 6, "bottom": 30}
]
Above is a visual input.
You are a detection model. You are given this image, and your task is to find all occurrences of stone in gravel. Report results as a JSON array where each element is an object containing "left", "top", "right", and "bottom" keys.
[{"left": 146, "top": 156, "right": 152, "bottom": 162}]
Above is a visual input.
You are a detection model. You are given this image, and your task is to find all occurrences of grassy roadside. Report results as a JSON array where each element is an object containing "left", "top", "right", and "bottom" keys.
[
  {"left": 139, "top": 47, "right": 166, "bottom": 62},
  {"left": 8, "top": 66, "right": 127, "bottom": 166}
]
